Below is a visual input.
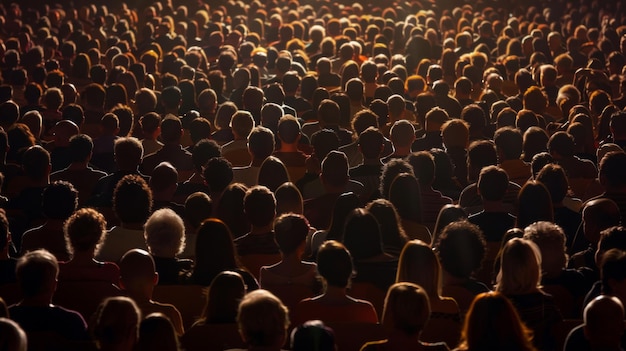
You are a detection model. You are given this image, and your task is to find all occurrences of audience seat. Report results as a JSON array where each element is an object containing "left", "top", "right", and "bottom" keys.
[
  {"left": 326, "top": 322, "right": 386, "bottom": 351},
  {"left": 152, "top": 284, "right": 208, "bottom": 329},
  {"left": 239, "top": 254, "right": 281, "bottom": 280},
  {"left": 442, "top": 284, "right": 479, "bottom": 315},
  {"left": 181, "top": 323, "right": 245, "bottom": 351},
  {"left": 53, "top": 281, "right": 121, "bottom": 323},
  {"left": 263, "top": 284, "right": 315, "bottom": 320},
  {"left": 421, "top": 316, "right": 462, "bottom": 349}
]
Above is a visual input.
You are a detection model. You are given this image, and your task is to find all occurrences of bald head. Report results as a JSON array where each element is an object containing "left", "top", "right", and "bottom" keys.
[
  {"left": 583, "top": 199, "right": 621, "bottom": 245},
  {"left": 584, "top": 295, "right": 625, "bottom": 349},
  {"left": 119, "top": 249, "right": 157, "bottom": 291}
]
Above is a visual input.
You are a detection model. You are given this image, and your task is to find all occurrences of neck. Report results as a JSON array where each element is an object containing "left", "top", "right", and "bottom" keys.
[
  {"left": 68, "top": 161, "right": 89, "bottom": 170},
  {"left": 393, "top": 146, "right": 411, "bottom": 156},
  {"left": 250, "top": 225, "right": 272, "bottom": 235},
  {"left": 482, "top": 200, "right": 506, "bottom": 212},
  {"left": 20, "top": 295, "right": 52, "bottom": 307},
  {"left": 279, "top": 142, "right": 299, "bottom": 152}
]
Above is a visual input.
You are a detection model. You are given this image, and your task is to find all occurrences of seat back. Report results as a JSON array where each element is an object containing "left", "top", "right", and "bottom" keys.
[
  {"left": 421, "top": 315, "right": 462, "bottom": 348},
  {"left": 239, "top": 254, "right": 281, "bottom": 280},
  {"left": 53, "top": 281, "right": 121, "bottom": 322},
  {"left": 442, "top": 285, "right": 478, "bottom": 315},
  {"left": 152, "top": 284, "right": 209, "bottom": 329},
  {"left": 181, "top": 323, "right": 245, "bottom": 351},
  {"left": 325, "top": 322, "right": 386, "bottom": 351}
]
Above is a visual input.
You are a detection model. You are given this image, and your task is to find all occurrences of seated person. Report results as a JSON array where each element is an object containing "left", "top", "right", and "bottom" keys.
[
  {"left": 293, "top": 240, "right": 378, "bottom": 325},
  {"left": 59, "top": 208, "right": 119, "bottom": 285},
  {"left": 0, "top": 210, "right": 16, "bottom": 285},
  {"left": 361, "top": 283, "right": 450, "bottom": 351},
  {"left": 237, "top": 289, "right": 290, "bottom": 351},
  {"left": 259, "top": 213, "right": 317, "bottom": 289},
  {"left": 9, "top": 250, "right": 89, "bottom": 344},
  {"left": 93, "top": 296, "right": 142, "bottom": 351},
  {"left": 118, "top": 249, "right": 184, "bottom": 335},
  {"left": 20, "top": 181, "right": 78, "bottom": 262},
  {"left": 0, "top": 317, "right": 27, "bottom": 351},
  {"left": 234, "top": 186, "right": 280, "bottom": 256},
  {"left": 564, "top": 295, "right": 626, "bottom": 351},
  {"left": 144, "top": 208, "right": 192, "bottom": 285}
]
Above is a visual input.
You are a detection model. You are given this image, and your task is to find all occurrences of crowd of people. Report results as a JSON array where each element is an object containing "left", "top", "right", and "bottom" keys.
[{"left": 0, "top": 0, "right": 625, "bottom": 349}]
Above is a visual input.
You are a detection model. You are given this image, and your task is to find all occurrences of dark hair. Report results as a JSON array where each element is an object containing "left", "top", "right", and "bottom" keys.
[
  {"left": 203, "top": 157, "right": 233, "bottom": 194},
  {"left": 274, "top": 213, "right": 309, "bottom": 255},
  {"left": 406, "top": 151, "right": 435, "bottom": 186},
  {"left": 516, "top": 181, "right": 554, "bottom": 229},
  {"left": 390, "top": 173, "right": 423, "bottom": 223},
  {"left": 317, "top": 240, "right": 353, "bottom": 288},
  {"left": 42, "top": 181, "right": 78, "bottom": 220},
  {"left": 257, "top": 156, "right": 290, "bottom": 193},
  {"left": 244, "top": 186, "right": 276, "bottom": 227},
  {"left": 113, "top": 174, "right": 153, "bottom": 224},
  {"left": 494, "top": 127, "right": 523, "bottom": 160},
  {"left": 192, "top": 139, "right": 221, "bottom": 171},
  {"left": 478, "top": 166, "right": 509, "bottom": 201},
  {"left": 343, "top": 208, "right": 384, "bottom": 260},
  {"left": 600, "top": 151, "right": 626, "bottom": 188},
  {"left": 380, "top": 159, "right": 414, "bottom": 199},
  {"left": 68, "top": 134, "right": 93, "bottom": 163},
  {"left": 536, "top": 164, "right": 568, "bottom": 204},
  {"left": 367, "top": 199, "right": 408, "bottom": 256},
  {"left": 435, "top": 221, "right": 486, "bottom": 279}
]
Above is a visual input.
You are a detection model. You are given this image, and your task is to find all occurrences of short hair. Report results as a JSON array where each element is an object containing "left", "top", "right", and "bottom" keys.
[
  {"left": 0, "top": 318, "right": 26, "bottom": 351},
  {"left": 317, "top": 99, "right": 341, "bottom": 125},
  {"left": 523, "top": 221, "right": 567, "bottom": 276},
  {"left": 231, "top": 111, "right": 255, "bottom": 138},
  {"left": 601, "top": 249, "right": 626, "bottom": 295},
  {"left": 22, "top": 145, "right": 50, "bottom": 180},
  {"left": 599, "top": 151, "right": 626, "bottom": 188},
  {"left": 274, "top": 213, "right": 309, "bottom": 255},
  {"left": 277, "top": 115, "right": 301, "bottom": 144},
  {"left": 149, "top": 162, "right": 178, "bottom": 193},
  {"left": 321, "top": 151, "right": 349, "bottom": 188},
  {"left": 144, "top": 208, "right": 186, "bottom": 257},
  {"left": 494, "top": 127, "right": 523, "bottom": 160},
  {"left": 203, "top": 157, "right": 233, "bottom": 193},
  {"left": 311, "top": 129, "right": 339, "bottom": 160},
  {"left": 290, "top": 320, "right": 335, "bottom": 351},
  {"left": 68, "top": 134, "right": 93, "bottom": 162},
  {"left": 160, "top": 115, "right": 183, "bottom": 144},
  {"left": 248, "top": 126, "right": 275, "bottom": 159},
  {"left": 244, "top": 186, "right": 276, "bottom": 227},
  {"left": 184, "top": 192, "right": 212, "bottom": 229},
  {"left": 536, "top": 163, "right": 568, "bottom": 203},
  {"left": 495, "top": 238, "right": 541, "bottom": 295},
  {"left": 358, "top": 127, "right": 384, "bottom": 159},
  {"left": 237, "top": 290, "right": 289, "bottom": 347},
  {"left": 16, "top": 249, "right": 58, "bottom": 298},
  {"left": 317, "top": 240, "right": 353, "bottom": 287},
  {"left": 382, "top": 282, "right": 430, "bottom": 335},
  {"left": 435, "top": 221, "right": 486, "bottom": 279},
  {"left": 114, "top": 137, "right": 144, "bottom": 170},
  {"left": 547, "top": 131, "right": 575, "bottom": 158},
  {"left": 390, "top": 120, "right": 415, "bottom": 147},
  {"left": 441, "top": 119, "right": 469, "bottom": 148},
  {"left": 64, "top": 208, "right": 107, "bottom": 255},
  {"left": 406, "top": 151, "right": 436, "bottom": 185},
  {"left": 113, "top": 174, "right": 153, "bottom": 224},
  {"left": 42, "top": 181, "right": 78, "bottom": 220},
  {"left": 478, "top": 165, "right": 509, "bottom": 201},
  {"left": 380, "top": 159, "right": 414, "bottom": 198},
  {"left": 189, "top": 118, "right": 212, "bottom": 144}
]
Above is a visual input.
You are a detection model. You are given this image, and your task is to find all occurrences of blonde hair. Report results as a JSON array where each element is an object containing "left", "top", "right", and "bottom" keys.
[
  {"left": 396, "top": 240, "right": 442, "bottom": 298},
  {"left": 523, "top": 221, "right": 568, "bottom": 278},
  {"left": 382, "top": 282, "right": 431, "bottom": 336},
  {"left": 496, "top": 238, "right": 542, "bottom": 295},
  {"left": 237, "top": 290, "right": 289, "bottom": 347}
]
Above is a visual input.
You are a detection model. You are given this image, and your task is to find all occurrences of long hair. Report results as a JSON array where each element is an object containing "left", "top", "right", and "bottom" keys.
[
  {"left": 495, "top": 238, "right": 542, "bottom": 295},
  {"left": 458, "top": 292, "right": 536, "bottom": 351},
  {"left": 396, "top": 240, "right": 442, "bottom": 299}
]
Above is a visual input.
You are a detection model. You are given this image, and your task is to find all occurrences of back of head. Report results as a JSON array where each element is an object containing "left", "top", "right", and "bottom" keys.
[
  {"left": 203, "top": 157, "right": 233, "bottom": 194},
  {"left": 599, "top": 151, "right": 626, "bottom": 189},
  {"left": 144, "top": 208, "right": 185, "bottom": 258},
  {"left": 160, "top": 115, "right": 183, "bottom": 144},
  {"left": 277, "top": 115, "right": 301, "bottom": 144},
  {"left": 231, "top": 111, "right": 255, "bottom": 139},
  {"left": 137, "top": 313, "right": 179, "bottom": 351},
  {"left": 317, "top": 240, "right": 353, "bottom": 288},
  {"left": 382, "top": 282, "right": 430, "bottom": 336},
  {"left": 237, "top": 290, "right": 289, "bottom": 348},
  {"left": 358, "top": 127, "right": 384, "bottom": 160},
  {"left": 274, "top": 213, "right": 309, "bottom": 255},
  {"left": 523, "top": 221, "right": 567, "bottom": 277},
  {"left": 42, "top": 181, "right": 78, "bottom": 220},
  {"left": 119, "top": 249, "right": 157, "bottom": 291},
  {"left": 204, "top": 271, "right": 246, "bottom": 324},
  {"left": 396, "top": 240, "right": 439, "bottom": 296},
  {"left": 0, "top": 318, "right": 26, "bottom": 351},
  {"left": 494, "top": 127, "right": 523, "bottom": 160},
  {"left": 248, "top": 126, "right": 275, "bottom": 160},
  {"left": 584, "top": 295, "right": 625, "bottom": 350},
  {"left": 184, "top": 192, "right": 212, "bottom": 229},
  {"left": 69, "top": 134, "right": 93, "bottom": 163},
  {"left": 150, "top": 162, "right": 178, "bottom": 194},
  {"left": 435, "top": 221, "right": 486, "bottom": 279},
  {"left": 94, "top": 297, "right": 141, "bottom": 350},
  {"left": 389, "top": 120, "right": 415, "bottom": 148},
  {"left": 16, "top": 249, "right": 58, "bottom": 299},
  {"left": 321, "top": 150, "right": 349, "bottom": 189},
  {"left": 311, "top": 129, "right": 340, "bottom": 160},
  {"left": 536, "top": 163, "right": 568, "bottom": 203},
  {"left": 343, "top": 208, "right": 384, "bottom": 260},
  {"left": 244, "top": 185, "right": 276, "bottom": 227},
  {"left": 114, "top": 137, "right": 144, "bottom": 170},
  {"left": 478, "top": 165, "right": 509, "bottom": 201},
  {"left": 113, "top": 174, "right": 153, "bottom": 224},
  {"left": 291, "top": 320, "right": 335, "bottom": 351},
  {"left": 441, "top": 119, "right": 469, "bottom": 149},
  {"left": 22, "top": 145, "right": 50, "bottom": 180},
  {"left": 406, "top": 151, "right": 435, "bottom": 186},
  {"left": 496, "top": 238, "right": 541, "bottom": 295},
  {"left": 547, "top": 131, "right": 575, "bottom": 158}
]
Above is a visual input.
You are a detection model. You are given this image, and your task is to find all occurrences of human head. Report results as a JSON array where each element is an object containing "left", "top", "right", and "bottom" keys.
[
  {"left": 0, "top": 318, "right": 26, "bottom": 351},
  {"left": 389, "top": 173, "right": 423, "bottom": 224},
  {"left": 144, "top": 208, "right": 185, "bottom": 258},
  {"left": 343, "top": 208, "right": 384, "bottom": 261},
  {"left": 320, "top": 151, "right": 349, "bottom": 191},
  {"left": 441, "top": 119, "right": 469, "bottom": 149},
  {"left": 136, "top": 313, "right": 179, "bottom": 351},
  {"left": 94, "top": 297, "right": 141, "bottom": 350},
  {"left": 536, "top": 163, "right": 568, "bottom": 204},
  {"left": 64, "top": 208, "right": 107, "bottom": 256},
  {"left": 582, "top": 199, "right": 621, "bottom": 246},
  {"left": 244, "top": 186, "right": 276, "bottom": 228},
  {"left": 396, "top": 240, "right": 442, "bottom": 298},
  {"left": 478, "top": 166, "right": 508, "bottom": 202},
  {"left": 274, "top": 213, "right": 309, "bottom": 256},
  {"left": 237, "top": 290, "right": 289, "bottom": 348},
  {"left": 599, "top": 151, "right": 626, "bottom": 190},
  {"left": 16, "top": 249, "right": 58, "bottom": 299},
  {"left": 119, "top": 248, "right": 158, "bottom": 292},
  {"left": 494, "top": 127, "right": 523, "bottom": 161},
  {"left": 113, "top": 174, "right": 153, "bottom": 225},
  {"left": 435, "top": 221, "right": 486, "bottom": 279},
  {"left": 496, "top": 238, "right": 541, "bottom": 295},
  {"left": 114, "top": 137, "right": 144, "bottom": 171},
  {"left": 202, "top": 270, "right": 246, "bottom": 324},
  {"left": 583, "top": 295, "right": 625, "bottom": 350},
  {"left": 380, "top": 159, "right": 414, "bottom": 199},
  {"left": 42, "top": 181, "right": 78, "bottom": 220},
  {"left": 516, "top": 181, "right": 554, "bottom": 229},
  {"left": 523, "top": 221, "right": 567, "bottom": 277},
  {"left": 406, "top": 151, "right": 435, "bottom": 186},
  {"left": 317, "top": 240, "right": 354, "bottom": 288},
  {"left": 248, "top": 126, "right": 275, "bottom": 161},
  {"left": 382, "top": 282, "right": 430, "bottom": 336},
  {"left": 290, "top": 320, "right": 335, "bottom": 351}
]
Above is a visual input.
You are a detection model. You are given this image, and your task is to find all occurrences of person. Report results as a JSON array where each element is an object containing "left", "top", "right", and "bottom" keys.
[
  {"left": 96, "top": 175, "right": 152, "bottom": 263},
  {"left": 192, "top": 271, "right": 246, "bottom": 326},
  {"left": 435, "top": 221, "right": 489, "bottom": 314},
  {"left": 0, "top": 209, "right": 16, "bottom": 285},
  {"left": 143, "top": 208, "right": 192, "bottom": 285},
  {"left": 59, "top": 208, "right": 119, "bottom": 285},
  {"left": 259, "top": 213, "right": 317, "bottom": 289},
  {"left": 366, "top": 199, "right": 409, "bottom": 257},
  {"left": 454, "top": 292, "right": 537, "bottom": 351},
  {"left": 9, "top": 250, "right": 89, "bottom": 344},
  {"left": 234, "top": 186, "right": 280, "bottom": 257},
  {"left": 293, "top": 240, "right": 378, "bottom": 325},
  {"left": 93, "top": 297, "right": 142, "bottom": 351},
  {"left": 232, "top": 126, "right": 276, "bottom": 188},
  {"left": 291, "top": 320, "right": 336, "bottom": 351},
  {"left": 118, "top": 249, "right": 184, "bottom": 335},
  {"left": 136, "top": 313, "right": 181, "bottom": 351},
  {"left": 20, "top": 181, "right": 77, "bottom": 262},
  {"left": 389, "top": 173, "right": 432, "bottom": 243},
  {"left": 396, "top": 240, "right": 461, "bottom": 347},
  {"left": 495, "top": 238, "right": 562, "bottom": 351},
  {"left": 0, "top": 317, "right": 27, "bottom": 351},
  {"left": 360, "top": 282, "right": 450, "bottom": 351},
  {"left": 185, "top": 219, "right": 258, "bottom": 290},
  {"left": 140, "top": 115, "right": 193, "bottom": 177},
  {"left": 515, "top": 181, "right": 554, "bottom": 229},
  {"left": 493, "top": 127, "right": 531, "bottom": 187},
  {"left": 234, "top": 289, "right": 290, "bottom": 351}
]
